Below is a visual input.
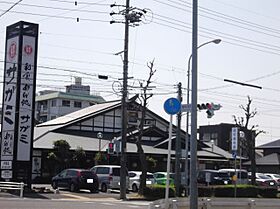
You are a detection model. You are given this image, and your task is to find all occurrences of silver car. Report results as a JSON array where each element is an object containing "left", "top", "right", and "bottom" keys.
[
  {"left": 128, "top": 171, "right": 155, "bottom": 192},
  {"left": 91, "top": 165, "right": 129, "bottom": 192}
]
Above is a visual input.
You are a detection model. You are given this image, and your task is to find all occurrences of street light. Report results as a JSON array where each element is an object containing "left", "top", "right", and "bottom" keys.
[{"left": 185, "top": 38, "right": 221, "bottom": 197}]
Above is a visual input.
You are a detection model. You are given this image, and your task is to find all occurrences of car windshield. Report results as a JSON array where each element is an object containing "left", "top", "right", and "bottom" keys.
[
  {"left": 81, "top": 171, "right": 95, "bottom": 178},
  {"left": 147, "top": 174, "right": 154, "bottom": 179},
  {"left": 218, "top": 172, "right": 229, "bottom": 178},
  {"left": 258, "top": 174, "right": 271, "bottom": 179}
]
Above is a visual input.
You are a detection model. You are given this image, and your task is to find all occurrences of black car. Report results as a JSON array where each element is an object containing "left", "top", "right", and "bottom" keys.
[
  {"left": 197, "top": 169, "right": 231, "bottom": 185},
  {"left": 51, "top": 168, "right": 99, "bottom": 193}
]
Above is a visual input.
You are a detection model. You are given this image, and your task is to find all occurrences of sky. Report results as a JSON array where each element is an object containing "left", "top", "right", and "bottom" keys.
[{"left": 1, "top": 0, "right": 280, "bottom": 146}]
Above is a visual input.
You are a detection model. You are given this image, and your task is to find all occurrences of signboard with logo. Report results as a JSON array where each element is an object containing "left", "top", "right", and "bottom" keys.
[
  {"left": 17, "top": 35, "right": 36, "bottom": 161},
  {"left": 0, "top": 21, "right": 38, "bottom": 184},
  {"left": 1, "top": 36, "right": 19, "bottom": 162}
]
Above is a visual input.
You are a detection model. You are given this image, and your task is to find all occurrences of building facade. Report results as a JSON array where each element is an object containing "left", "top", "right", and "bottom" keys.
[{"left": 35, "top": 77, "right": 105, "bottom": 123}]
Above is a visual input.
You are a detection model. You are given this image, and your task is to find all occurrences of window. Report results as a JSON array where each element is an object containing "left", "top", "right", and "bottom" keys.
[
  {"left": 62, "top": 100, "right": 70, "bottom": 107},
  {"left": 112, "top": 168, "right": 120, "bottom": 176},
  {"left": 74, "top": 101, "right": 82, "bottom": 108},
  {"left": 51, "top": 99, "right": 56, "bottom": 107},
  {"left": 96, "top": 167, "right": 109, "bottom": 174}
]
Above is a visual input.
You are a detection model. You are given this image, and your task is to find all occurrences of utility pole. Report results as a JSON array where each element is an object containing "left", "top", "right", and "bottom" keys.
[
  {"left": 175, "top": 82, "right": 182, "bottom": 196},
  {"left": 110, "top": 1, "right": 147, "bottom": 200},
  {"left": 120, "top": 0, "right": 130, "bottom": 200}
]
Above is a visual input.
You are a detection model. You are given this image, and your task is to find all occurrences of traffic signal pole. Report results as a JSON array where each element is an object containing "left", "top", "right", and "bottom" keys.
[{"left": 190, "top": 0, "right": 198, "bottom": 208}]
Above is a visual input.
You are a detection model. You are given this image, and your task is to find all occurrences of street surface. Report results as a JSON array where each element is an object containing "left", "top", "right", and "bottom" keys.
[
  {"left": 0, "top": 198, "right": 150, "bottom": 209},
  {"left": 0, "top": 184, "right": 151, "bottom": 209}
]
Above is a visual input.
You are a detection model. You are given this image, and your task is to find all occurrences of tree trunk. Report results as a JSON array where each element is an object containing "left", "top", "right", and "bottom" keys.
[{"left": 137, "top": 142, "right": 147, "bottom": 195}]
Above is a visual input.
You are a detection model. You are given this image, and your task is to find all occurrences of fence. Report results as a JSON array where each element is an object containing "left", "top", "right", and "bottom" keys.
[
  {"left": 0, "top": 181, "right": 24, "bottom": 198},
  {"left": 148, "top": 197, "right": 280, "bottom": 209}
]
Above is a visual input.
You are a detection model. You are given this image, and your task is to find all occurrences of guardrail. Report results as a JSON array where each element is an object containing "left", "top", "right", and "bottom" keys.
[
  {"left": 148, "top": 198, "right": 280, "bottom": 209},
  {"left": 0, "top": 181, "right": 24, "bottom": 198}
]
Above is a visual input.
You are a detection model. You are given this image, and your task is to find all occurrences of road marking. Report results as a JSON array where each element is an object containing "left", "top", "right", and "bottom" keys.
[
  {"left": 100, "top": 202, "right": 115, "bottom": 206},
  {"left": 61, "top": 193, "right": 91, "bottom": 200}
]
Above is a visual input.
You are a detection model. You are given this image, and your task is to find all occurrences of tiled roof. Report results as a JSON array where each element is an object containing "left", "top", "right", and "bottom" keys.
[
  {"left": 34, "top": 100, "right": 121, "bottom": 140},
  {"left": 257, "top": 139, "right": 280, "bottom": 149},
  {"left": 34, "top": 132, "right": 175, "bottom": 155},
  {"left": 243, "top": 153, "right": 280, "bottom": 165}
]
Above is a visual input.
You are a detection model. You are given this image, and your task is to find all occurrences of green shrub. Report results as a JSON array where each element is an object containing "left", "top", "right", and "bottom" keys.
[
  {"left": 198, "top": 186, "right": 214, "bottom": 197},
  {"left": 214, "top": 185, "right": 258, "bottom": 197},
  {"left": 143, "top": 185, "right": 175, "bottom": 200},
  {"left": 258, "top": 187, "right": 278, "bottom": 198}
]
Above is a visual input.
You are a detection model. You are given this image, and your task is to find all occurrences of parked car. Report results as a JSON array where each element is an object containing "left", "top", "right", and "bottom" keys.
[
  {"left": 197, "top": 169, "right": 231, "bottom": 185},
  {"left": 249, "top": 172, "right": 277, "bottom": 187},
  {"left": 264, "top": 173, "right": 280, "bottom": 187},
  {"left": 128, "top": 171, "right": 155, "bottom": 192},
  {"left": 51, "top": 168, "right": 99, "bottom": 193},
  {"left": 218, "top": 169, "right": 249, "bottom": 184},
  {"left": 153, "top": 172, "right": 175, "bottom": 186},
  {"left": 90, "top": 165, "right": 129, "bottom": 192}
]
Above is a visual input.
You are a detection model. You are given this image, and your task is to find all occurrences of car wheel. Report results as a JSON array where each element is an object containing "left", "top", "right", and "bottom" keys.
[
  {"left": 52, "top": 181, "right": 57, "bottom": 189},
  {"left": 101, "top": 183, "right": 107, "bottom": 193},
  {"left": 132, "top": 184, "right": 138, "bottom": 192},
  {"left": 69, "top": 183, "right": 77, "bottom": 192}
]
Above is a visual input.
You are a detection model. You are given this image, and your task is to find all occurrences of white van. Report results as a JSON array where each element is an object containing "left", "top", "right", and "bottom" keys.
[
  {"left": 91, "top": 165, "right": 129, "bottom": 192},
  {"left": 218, "top": 168, "right": 249, "bottom": 184}
]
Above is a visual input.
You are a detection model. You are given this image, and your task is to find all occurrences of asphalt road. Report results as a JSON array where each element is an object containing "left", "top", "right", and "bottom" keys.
[
  {"left": 0, "top": 184, "right": 151, "bottom": 209},
  {"left": 0, "top": 198, "right": 150, "bottom": 209}
]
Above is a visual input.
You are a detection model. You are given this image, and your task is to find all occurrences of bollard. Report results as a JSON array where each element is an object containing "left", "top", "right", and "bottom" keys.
[
  {"left": 172, "top": 199, "right": 178, "bottom": 209},
  {"left": 20, "top": 182, "right": 24, "bottom": 198},
  {"left": 249, "top": 199, "right": 256, "bottom": 209},
  {"left": 206, "top": 198, "right": 211, "bottom": 209}
]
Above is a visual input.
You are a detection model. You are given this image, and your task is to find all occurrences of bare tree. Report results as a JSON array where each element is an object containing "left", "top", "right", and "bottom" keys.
[
  {"left": 232, "top": 96, "right": 265, "bottom": 185},
  {"left": 133, "top": 60, "right": 156, "bottom": 195}
]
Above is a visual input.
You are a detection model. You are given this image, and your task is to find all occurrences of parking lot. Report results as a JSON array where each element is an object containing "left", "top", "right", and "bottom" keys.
[{"left": 0, "top": 184, "right": 141, "bottom": 201}]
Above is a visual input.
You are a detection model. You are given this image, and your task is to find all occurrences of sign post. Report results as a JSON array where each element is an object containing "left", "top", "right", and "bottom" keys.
[
  {"left": 163, "top": 98, "right": 181, "bottom": 209},
  {"left": 232, "top": 127, "right": 239, "bottom": 197}
]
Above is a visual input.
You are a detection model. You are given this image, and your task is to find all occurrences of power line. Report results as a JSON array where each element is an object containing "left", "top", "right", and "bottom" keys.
[
  {"left": 0, "top": 1, "right": 109, "bottom": 14},
  {"left": 43, "top": 0, "right": 110, "bottom": 6},
  {"left": 0, "top": 0, "right": 22, "bottom": 18},
  {"left": 0, "top": 9, "right": 108, "bottom": 22}
]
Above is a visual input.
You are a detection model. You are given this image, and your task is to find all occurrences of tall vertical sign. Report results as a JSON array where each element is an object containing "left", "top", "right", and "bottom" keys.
[
  {"left": 231, "top": 127, "right": 239, "bottom": 158},
  {"left": 0, "top": 21, "right": 38, "bottom": 185}
]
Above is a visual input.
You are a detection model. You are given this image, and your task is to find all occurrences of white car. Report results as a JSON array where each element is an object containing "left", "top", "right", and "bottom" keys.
[
  {"left": 264, "top": 173, "right": 280, "bottom": 188},
  {"left": 91, "top": 165, "right": 129, "bottom": 192},
  {"left": 128, "top": 171, "right": 155, "bottom": 192}
]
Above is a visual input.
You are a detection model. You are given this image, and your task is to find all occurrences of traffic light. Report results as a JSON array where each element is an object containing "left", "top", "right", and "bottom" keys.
[
  {"left": 197, "top": 103, "right": 212, "bottom": 110},
  {"left": 108, "top": 142, "right": 114, "bottom": 154},
  {"left": 206, "top": 107, "right": 214, "bottom": 118},
  {"left": 197, "top": 103, "right": 222, "bottom": 118}
]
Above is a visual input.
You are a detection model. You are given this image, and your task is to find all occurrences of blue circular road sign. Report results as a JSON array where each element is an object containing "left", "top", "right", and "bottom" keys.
[{"left": 164, "top": 98, "right": 181, "bottom": 115}]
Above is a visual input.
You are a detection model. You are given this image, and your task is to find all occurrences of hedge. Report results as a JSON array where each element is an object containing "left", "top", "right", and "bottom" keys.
[
  {"left": 143, "top": 185, "right": 175, "bottom": 200},
  {"left": 213, "top": 185, "right": 258, "bottom": 197},
  {"left": 143, "top": 185, "right": 278, "bottom": 200}
]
